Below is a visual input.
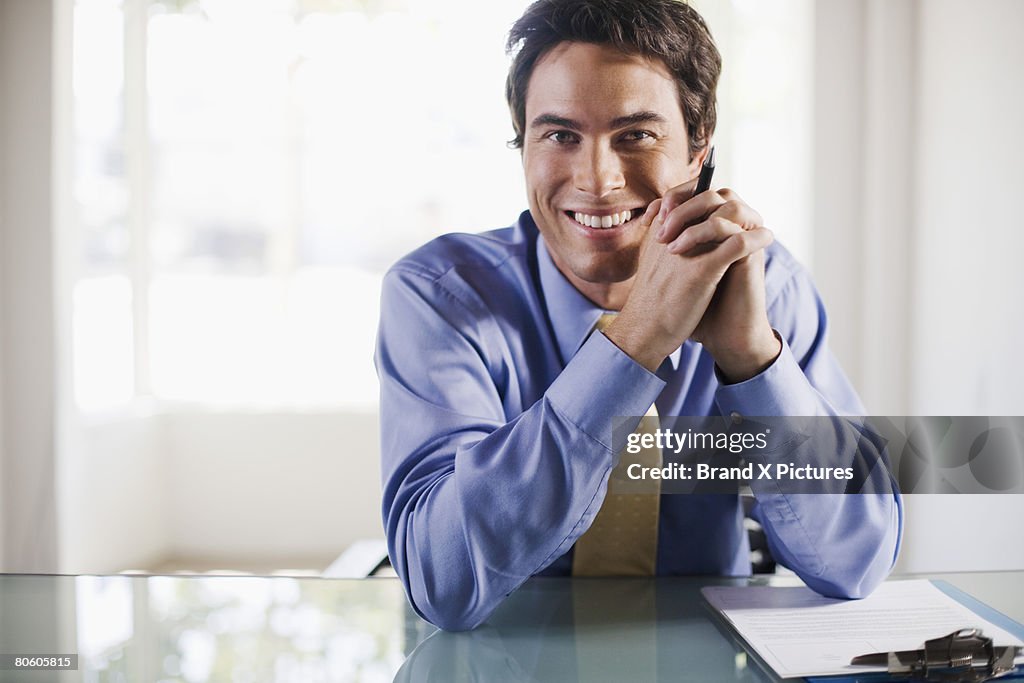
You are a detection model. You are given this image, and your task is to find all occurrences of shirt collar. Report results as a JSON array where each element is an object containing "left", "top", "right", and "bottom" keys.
[{"left": 535, "top": 230, "right": 681, "bottom": 370}]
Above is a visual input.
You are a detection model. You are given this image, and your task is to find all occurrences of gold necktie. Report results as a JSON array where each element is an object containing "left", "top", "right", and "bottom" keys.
[{"left": 572, "top": 314, "right": 662, "bottom": 576}]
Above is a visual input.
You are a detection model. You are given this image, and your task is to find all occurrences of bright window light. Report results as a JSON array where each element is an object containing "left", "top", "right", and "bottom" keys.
[{"left": 71, "top": 0, "right": 811, "bottom": 413}]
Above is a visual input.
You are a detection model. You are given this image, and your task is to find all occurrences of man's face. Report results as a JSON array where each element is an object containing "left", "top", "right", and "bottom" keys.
[{"left": 522, "top": 41, "right": 703, "bottom": 307}]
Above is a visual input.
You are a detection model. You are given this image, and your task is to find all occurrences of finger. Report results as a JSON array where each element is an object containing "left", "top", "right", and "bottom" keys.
[
  {"left": 658, "top": 173, "right": 747, "bottom": 224},
  {"left": 708, "top": 227, "right": 775, "bottom": 269},
  {"left": 667, "top": 216, "right": 742, "bottom": 254},
  {"left": 641, "top": 198, "right": 663, "bottom": 228},
  {"left": 660, "top": 187, "right": 765, "bottom": 242},
  {"left": 657, "top": 191, "right": 726, "bottom": 243},
  {"left": 639, "top": 199, "right": 664, "bottom": 250},
  {"left": 709, "top": 194, "right": 763, "bottom": 231},
  {"left": 657, "top": 177, "right": 699, "bottom": 224},
  {"left": 715, "top": 187, "right": 744, "bottom": 204}
]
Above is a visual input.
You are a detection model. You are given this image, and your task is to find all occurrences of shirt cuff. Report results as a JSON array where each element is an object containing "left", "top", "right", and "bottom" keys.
[
  {"left": 546, "top": 331, "right": 666, "bottom": 450},
  {"left": 714, "top": 333, "right": 822, "bottom": 417}
]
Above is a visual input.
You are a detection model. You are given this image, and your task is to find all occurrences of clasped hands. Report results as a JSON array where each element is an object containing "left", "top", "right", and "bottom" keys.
[{"left": 603, "top": 179, "right": 782, "bottom": 383}]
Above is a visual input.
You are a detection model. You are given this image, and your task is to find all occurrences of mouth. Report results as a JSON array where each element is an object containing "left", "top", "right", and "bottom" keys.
[{"left": 564, "top": 207, "right": 646, "bottom": 230}]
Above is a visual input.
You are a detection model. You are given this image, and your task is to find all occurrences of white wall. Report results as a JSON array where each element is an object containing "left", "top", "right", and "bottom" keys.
[
  {"left": 0, "top": 0, "right": 8, "bottom": 573},
  {"left": 896, "top": 497, "right": 1024, "bottom": 573},
  {"left": 813, "top": 0, "right": 914, "bottom": 415},
  {"left": 816, "top": 0, "right": 1024, "bottom": 418},
  {"left": 60, "top": 413, "right": 169, "bottom": 571},
  {"left": 0, "top": 0, "right": 60, "bottom": 573},
  {"left": 814, "top": 0, "right": 1024, "bottom": 572},
  {"left": 901, "top": 0, "right": 1024, "bottom": 572},
  {"left": 59, "top": 410, "right": 382, "bottom": 572},
  {"left": 910, "top": 0, "right": 1024, "bottom": 415},
  {"left": 162, "top": 411, "right": 382, "bottom": 568}
]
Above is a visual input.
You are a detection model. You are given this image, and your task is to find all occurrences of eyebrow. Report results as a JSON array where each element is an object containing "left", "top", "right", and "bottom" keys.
[
  {"left": 529, "top": 113, "right": 582, "bottom": 130},
  {"left": 610, "top": 111, "right": 668, "bottom": 128},
  {"left": 529, "top": 110, "right": 668, "bottom": 131}
]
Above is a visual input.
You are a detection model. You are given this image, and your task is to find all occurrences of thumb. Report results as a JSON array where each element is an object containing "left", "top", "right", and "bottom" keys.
[{"left": 641, "top": 198, "right": 663, "bottom": 226}]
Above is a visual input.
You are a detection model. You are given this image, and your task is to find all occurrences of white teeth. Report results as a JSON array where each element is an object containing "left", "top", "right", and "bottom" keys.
[{"left": 572, "top": 209, "right": 634, "bottom": 229}]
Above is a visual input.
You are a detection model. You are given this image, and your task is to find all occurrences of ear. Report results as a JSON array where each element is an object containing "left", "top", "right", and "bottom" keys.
[
  {"left": 693, "top": 142, "right": 711, "bottom": 167},
  {"left": 688, "top": 142, "right": 711, "bottom": 175}
]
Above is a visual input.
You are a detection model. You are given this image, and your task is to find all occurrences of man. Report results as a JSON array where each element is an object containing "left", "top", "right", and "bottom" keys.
[{"left": 376, "top": 0, "right": 902, "bottom": 631}]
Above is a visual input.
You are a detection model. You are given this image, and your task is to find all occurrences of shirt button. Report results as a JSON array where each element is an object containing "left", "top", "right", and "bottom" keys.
[{"left": 730, "top": 411, "right": 743, "bottom": 425}]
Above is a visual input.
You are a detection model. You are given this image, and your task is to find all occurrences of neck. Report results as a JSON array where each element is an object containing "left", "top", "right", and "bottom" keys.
[{"left": 567, "top": 273, "right": 634, "bottom": 311}]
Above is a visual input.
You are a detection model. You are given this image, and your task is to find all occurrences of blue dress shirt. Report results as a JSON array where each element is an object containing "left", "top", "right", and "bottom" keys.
[{"left": 376, "top": 211, "right": 902, "bottom": 631}]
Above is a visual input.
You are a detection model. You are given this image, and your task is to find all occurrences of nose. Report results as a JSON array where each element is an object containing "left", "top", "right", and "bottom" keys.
[{"left": 574, "top": 140, "right": 625, "bottom": 197}]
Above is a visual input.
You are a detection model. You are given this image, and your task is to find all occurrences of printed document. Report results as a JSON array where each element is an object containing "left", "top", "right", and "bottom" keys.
[{"left": 702, "top": 580, "right": 1024, "bottom": 678}]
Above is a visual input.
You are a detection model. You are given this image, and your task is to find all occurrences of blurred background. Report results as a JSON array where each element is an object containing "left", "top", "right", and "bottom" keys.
[{"left": 1, "top": 0, "right": 1022, "bottom": 577}]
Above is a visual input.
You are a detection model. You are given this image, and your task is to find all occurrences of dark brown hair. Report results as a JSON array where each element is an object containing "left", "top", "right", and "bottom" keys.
[{"left": 505, "top": 0, "right": 721, "bottom": 160}]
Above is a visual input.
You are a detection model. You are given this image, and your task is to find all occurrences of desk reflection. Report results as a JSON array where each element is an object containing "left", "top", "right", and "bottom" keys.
[
  {"left": 0, "top": 573, "right": 766, "bottom": 682},
  {"left": 4, "top": 572, "right": 1019, "bottom": 682},
  {"left": 0, "top": 574, "right": 422, "bottom": 682},
  {"left": 394, "top": 578, "right": 772, "bottom": 683}
]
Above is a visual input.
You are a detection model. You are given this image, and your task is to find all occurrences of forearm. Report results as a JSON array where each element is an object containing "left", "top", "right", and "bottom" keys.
[
  {"left": 387, "top": 396, "right": 608, "bottom": 630},
  {"left": 718, "top": 332, "right": 902, "bottom": 596},
  {"left": 755, "top": 490, "right": 901, "bottom": 598},
  {"left": 382, "top": 333, "right": 664, "bottom": 630},
  {"left": 748, "top": 425, "right": 902, "bottom": 598}
]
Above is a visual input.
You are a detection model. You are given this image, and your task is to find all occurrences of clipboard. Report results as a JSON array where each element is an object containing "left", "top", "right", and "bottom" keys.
[
  {"left": 702, "top": 579, "right": 1024, "bottom": 682},
  {"left": 804, "top": 581, "right": 1024, "bottom": 682}
]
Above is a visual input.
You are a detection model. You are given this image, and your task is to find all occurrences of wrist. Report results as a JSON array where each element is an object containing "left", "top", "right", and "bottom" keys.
[
  {"left": 709, "top": 328, "right": 782, "bottom": 384},
  {"left": 602, "top": 314, "right": 674, "bottom": 373}
]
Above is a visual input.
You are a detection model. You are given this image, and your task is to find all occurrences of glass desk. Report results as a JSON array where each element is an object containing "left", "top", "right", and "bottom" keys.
[{"left": 1, "top": 572, "right": 1022, "bottom": 682}]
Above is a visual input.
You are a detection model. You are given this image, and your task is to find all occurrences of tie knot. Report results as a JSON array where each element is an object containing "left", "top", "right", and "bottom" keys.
[{"left": 595, "top": 313, "right": 617, "bottom": 333}]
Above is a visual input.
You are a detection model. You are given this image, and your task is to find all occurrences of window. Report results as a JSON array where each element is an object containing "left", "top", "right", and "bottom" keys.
[
  {"left": 72, "top": 0, "right": 530, "bottom": 411},
  {"left": 71, "top": 0, "right": 812, "bottom": 413}
]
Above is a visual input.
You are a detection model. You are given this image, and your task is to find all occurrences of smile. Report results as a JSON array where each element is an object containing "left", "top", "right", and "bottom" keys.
[{"left": 565, "top": 208, "right": 645, "bottom": 229}]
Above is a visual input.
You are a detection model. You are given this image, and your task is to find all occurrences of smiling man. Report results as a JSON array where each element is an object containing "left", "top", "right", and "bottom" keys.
[{"left": 376, "top": 0, "right": 901, "bottom": 631}]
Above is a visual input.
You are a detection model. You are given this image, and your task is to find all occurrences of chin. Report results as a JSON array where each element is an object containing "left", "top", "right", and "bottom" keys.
[{"left": 574, "top": 255, "right": 638, "bottom": 285}]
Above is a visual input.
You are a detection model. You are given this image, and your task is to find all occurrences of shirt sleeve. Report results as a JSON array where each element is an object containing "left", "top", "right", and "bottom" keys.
[
  {"left": 714, "top": 266, "right": 904, "bottom": 599},
  {"left": 376, "top": 265, "right": 664, "bottom": 631}
]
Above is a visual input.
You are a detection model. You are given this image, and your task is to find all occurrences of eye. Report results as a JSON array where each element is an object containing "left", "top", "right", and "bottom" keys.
[
  {"left": 544, "top": 130, "right": 579, "bottom": 144},
  {"left": 620, "top": 130, "right": 655, "bottom": 143}
]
